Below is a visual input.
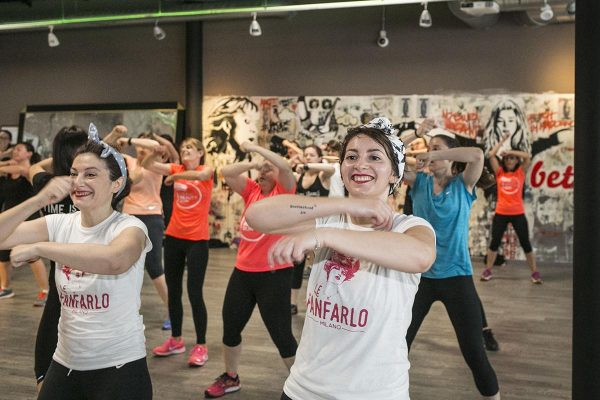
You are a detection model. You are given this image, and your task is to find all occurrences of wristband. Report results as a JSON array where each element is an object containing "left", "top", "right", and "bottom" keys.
[
  {"left": 303, "top": 164, "right": 310, "bottom": 171},
  {"left": 314, "top": 231, "right": 321, "bottom": 251},
  {"left": 128, "top": 137, "right": 133, "bottom": 146}
]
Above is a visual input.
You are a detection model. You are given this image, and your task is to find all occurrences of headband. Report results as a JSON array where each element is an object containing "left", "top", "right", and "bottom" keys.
[
  {"left": 88, "top": 123, "right": 128, "bottom": 196},
  {"left": 360, "top": 117, "right": 406, "bottom": 193}
]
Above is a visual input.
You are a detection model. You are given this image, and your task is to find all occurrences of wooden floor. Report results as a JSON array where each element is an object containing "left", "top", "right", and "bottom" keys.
[{"left": 0, "top": 249, "right": 571, "bottom": 400}]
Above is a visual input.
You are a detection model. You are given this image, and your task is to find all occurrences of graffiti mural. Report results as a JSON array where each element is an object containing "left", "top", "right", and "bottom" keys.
[{"left": 203, "top": 93, "right": 574, "bottom": 263}]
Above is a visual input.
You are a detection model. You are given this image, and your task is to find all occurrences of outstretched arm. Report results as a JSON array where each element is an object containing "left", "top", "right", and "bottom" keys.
[
  {"left": 0, "top": 177, "right": 72, "bottom": 249},
  {"left": 246, "top": 193, "right": 434, "bottom": 272},
  {"left": 417, "top": 147, "right": 484, "bottom": 192},
  {"left": 268, "top": 225, "right": 435, "bottom": 273},
  {"left": 504, "top": 149, "right": 532, "bottom": 171},
  {"left": 29, "top": 158, "right": 53, "bottom": 183},
  {"left": 11, "top": 226, "right": 147, "bottom": 275},
  {"left": 165, "top": 166, "right": 214, "bottom": 186},
  {"left": 241, "top": 141, "right": 296, "bottom": 191}
]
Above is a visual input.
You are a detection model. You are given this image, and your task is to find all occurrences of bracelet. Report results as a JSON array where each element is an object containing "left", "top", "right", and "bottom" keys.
[
  {"left": 303, "top": 164, "right": 309, "bottom": 171},
  {"left": 128, "top": 137, "right": 133, "bottom": 146},
  {"left": 314, "top": 231, "right": 321, "bottom": 251}
]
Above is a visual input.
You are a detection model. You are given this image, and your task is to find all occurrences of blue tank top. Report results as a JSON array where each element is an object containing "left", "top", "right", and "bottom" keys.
[{"left": 411, "top": 172, "right": 476, "bottom": 278}]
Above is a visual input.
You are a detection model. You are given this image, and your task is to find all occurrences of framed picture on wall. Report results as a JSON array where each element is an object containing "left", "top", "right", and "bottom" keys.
[
  {"left": 1, "top": 126, "right": 18, "bottom": 144},
  {"left": 18, "top": 102, "right": 185, "bottom": 160}
]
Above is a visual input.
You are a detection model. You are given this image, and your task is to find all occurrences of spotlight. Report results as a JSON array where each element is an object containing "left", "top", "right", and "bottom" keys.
[
  {"left": 566, "top": 0, "right": 575, "bottom": 15},
  {"left": 153, "top": 20, "right": 166, "bottom": 40},
  {"left": 249, "top": 12, "right": 262, "bottom": 37},
  {"left": 47, "top": 25, "right": 59, "bottom": 47},
  {"left": 419, "top": 2, "right": 432, "bottom": 28},
  {"left": 540, "top": 0, "right": 554, "bottom": 21}
]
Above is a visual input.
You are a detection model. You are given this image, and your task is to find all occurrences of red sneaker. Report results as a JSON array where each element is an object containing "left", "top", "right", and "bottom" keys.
[
  {"left": 34, "top": 291, "right": 48, "bottom": 307},
  {"left": 188, "top": 344, "right": 208, "bottom": 367},
  {"left": 205, "top": 372, "right": 241, "bottom": 398},
  {"left": 152, "top": 337, "right": 186, "bottom": 357}
]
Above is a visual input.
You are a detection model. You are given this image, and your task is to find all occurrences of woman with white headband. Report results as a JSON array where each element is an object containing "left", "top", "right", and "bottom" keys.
[
  {"left": 246, "top": 117, "right": 436, "bottom": 400},
  {"left": 0, "top": 125, "right": 152, "bottom": 399}
]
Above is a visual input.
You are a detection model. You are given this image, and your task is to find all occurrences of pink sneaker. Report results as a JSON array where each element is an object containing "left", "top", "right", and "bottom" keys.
[
  {"left": 531, "top": 271, "right": 543, "bottom": 284},
  {"left": 153, "top": 337, "right": 185, "bottom": 357},
  {"left": 187, "top": 344, "right": 208, "bottom": 367},
  {"left": 205, "top": 373, "right": 241, "bottom": 398},
  {"left": 480, "top": 268, "right": 493, "bottom": 281}
]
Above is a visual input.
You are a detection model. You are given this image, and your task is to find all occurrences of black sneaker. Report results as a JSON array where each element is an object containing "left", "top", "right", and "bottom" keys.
[{"left": 483, "top": 329, "right": 499, "bottom": 351}]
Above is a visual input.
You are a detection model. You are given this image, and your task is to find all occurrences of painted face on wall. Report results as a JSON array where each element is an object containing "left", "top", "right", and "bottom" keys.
[
  {"left": 231, "top": 109, "right": 259, "bottom": 145},
  {"left": 497, "top": 109, "right": 518, "bottom": 137}
]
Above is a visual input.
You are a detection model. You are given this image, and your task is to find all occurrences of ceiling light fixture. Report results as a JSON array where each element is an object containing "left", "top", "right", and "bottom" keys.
[
  {"left": 419, "top": 2, "right": 432, "bottom": 28},
  {"left": 153, "top": 20, "right": 166, "bottom": 40},
  {"left": 566, "top": 0, "right": 575, "bottom": 16},
  {"left": 540, "top": 0, "right": 554, "bottom": 21},
  {"left": 377, "top": 7, "right": 389, "bottom": 48},
  {"left": 47, "top": 25, "right": 59, "bottom": 47},
  {"left": 249, "top": 12, "right": 262, "bottom": 37}
]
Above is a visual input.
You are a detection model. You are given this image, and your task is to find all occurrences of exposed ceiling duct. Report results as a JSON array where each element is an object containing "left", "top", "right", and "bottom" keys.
[
  {"left": 448, "top": 0, "right": 575, "bottom": 29},
  {"left": 0, "top": 0, "right": 575, "bottom": 32}
]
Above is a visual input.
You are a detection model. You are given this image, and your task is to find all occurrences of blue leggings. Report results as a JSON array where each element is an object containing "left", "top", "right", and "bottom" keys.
[{"left": 406, "top": 276, "right": 499, "bottom": 396}]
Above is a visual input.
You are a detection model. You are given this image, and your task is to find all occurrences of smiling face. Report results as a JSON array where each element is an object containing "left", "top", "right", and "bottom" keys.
[
  {"left": 70, "top": 153, "right": 122, "bottom": 211},
  {"left": 179, "top": 140, "right": 204, "bottom": 167},
  {"left": 341, "top": 134, "right": 396, "bottom": 200}
]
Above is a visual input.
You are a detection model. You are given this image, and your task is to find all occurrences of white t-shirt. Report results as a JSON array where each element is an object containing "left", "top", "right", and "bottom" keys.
[
  {"left": 328, "top": 163, "right": 344, "bottom": 198},
  {"left": 284, "top": 213, "right": 434, "bottom": 400},
  {"left": 45, "top": 211, "right": 151, "bottom": 371}
]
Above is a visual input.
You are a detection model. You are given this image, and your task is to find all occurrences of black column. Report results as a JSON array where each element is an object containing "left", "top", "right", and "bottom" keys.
[
  {"left": 573, "top": 2, "right": 600, "bottom": 399},
  {"left": 185, "top": 21, "right": 203, "bottom": 139}
]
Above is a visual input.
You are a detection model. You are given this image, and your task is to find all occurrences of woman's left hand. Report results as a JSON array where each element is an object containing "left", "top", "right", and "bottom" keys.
[
  {"left": 10, "top": 244, "right": 41, "bottom": 267},
  {"left": 415, "top": 152, "right": 431, "bottom": 171},
  {"left": 268, "top": 231, "right": 317, "bottom": 267}
]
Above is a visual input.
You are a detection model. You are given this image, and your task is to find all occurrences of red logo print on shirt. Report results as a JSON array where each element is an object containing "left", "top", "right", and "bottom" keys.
[
  {"left": 174, "top": 181, "right": 202, "bottom": 209},
  {"left": 61, "top": 266, "right": 85, "bottom": 281},
  {"left": 499, "top": 175, "right": 520, "bottom": 196},
  {"left": 324, "top": 251, "right": 360, "bottom": 284}
]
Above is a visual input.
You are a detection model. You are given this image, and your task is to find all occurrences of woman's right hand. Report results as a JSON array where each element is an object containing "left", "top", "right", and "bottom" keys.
[
  {"left": 347, "top": 198, "right": 394, "bottom": 231},
  {"left": 37, "top": 176, "right": 72, "bottom": 207},
  {"left": 240, "top": 141, "right": 256, "bottom": 153}
]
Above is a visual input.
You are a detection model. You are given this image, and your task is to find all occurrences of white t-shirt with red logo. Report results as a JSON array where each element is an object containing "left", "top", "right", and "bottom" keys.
[
  {"left": 284, "top": 213, "right": 433, "bottom": 400},
  {"left": 46, "top": 211, "right": 151, "bottom": 371}
]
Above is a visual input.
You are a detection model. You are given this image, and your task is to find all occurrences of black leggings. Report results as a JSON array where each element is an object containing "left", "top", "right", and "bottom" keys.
[
  {"left": 38, "top": 358, "right": 152, "bottom": 400},
  {"left": 222, "top": 268, "right": 297, "bottom": 358},
  {"left": 163, "top": 236, "right": 209, "bottom": 343},
  {"left": 489, "top": 213, "right": 533, "bottom": 253},
  {"left": 406, "top": 276, "right": 499, "bottom": 397},
  {"left": 291, "top": 259, "right": 305, "bottom": 290},
  {"left": 134, "top": 214, "right": 165, "bottom": 279},
  {"left": 35, "top": 263, "right": 60, "bottom": 382}
]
